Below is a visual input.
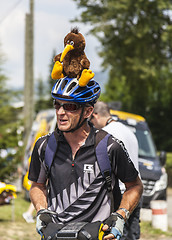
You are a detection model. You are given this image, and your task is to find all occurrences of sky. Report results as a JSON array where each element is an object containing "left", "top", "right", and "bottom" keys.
[{"left": 0, "top": 0, "right": 102, "bottom": 88}]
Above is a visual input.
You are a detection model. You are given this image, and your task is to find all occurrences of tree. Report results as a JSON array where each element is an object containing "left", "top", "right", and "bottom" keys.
[
  {"left": 34, "top": 76, "right": 49, "bottom": 113},
  {"left": 34, "top": 50, "right": 57, "bottom": 113},
  {"left": 46, "top": 49, "right": 57, "bottom": 109},
  {"left": 0, "top": 45, "right": 23, "bottom": 181},
  {"left": 72, "top": 0, "right": 172, "bottom": 150}
]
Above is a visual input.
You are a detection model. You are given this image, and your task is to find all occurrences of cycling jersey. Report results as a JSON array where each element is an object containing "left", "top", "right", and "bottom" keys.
[{"left": 28, "top": 125, "right": 138, "bottom": 223}]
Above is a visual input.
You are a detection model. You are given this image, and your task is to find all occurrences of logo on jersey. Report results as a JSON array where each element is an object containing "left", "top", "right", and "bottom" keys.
[{"left": 84, "top": 164, "right": 94, "bottom": 173}]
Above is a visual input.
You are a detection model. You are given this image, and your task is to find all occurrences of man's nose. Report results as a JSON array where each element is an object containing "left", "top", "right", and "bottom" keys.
[{"left": 57, "top": 106, "right": 65, "bottom": 114}]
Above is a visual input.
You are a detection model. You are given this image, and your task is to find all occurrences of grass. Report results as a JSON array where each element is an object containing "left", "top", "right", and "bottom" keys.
[
  {"left": 167, "top": 152, "right": 172, "bottom": 161},
  {"left": 140, "top": 221, "right": 172, "bottom": 239},
  {"left": 0, "top": 192, "right": 37, "bottom": 240},
  {"left": 0, "top": 192, "right": 172, "bottom": 240},
  {"left": 166, "top": 153, "right": 172, "bottom": 187}
]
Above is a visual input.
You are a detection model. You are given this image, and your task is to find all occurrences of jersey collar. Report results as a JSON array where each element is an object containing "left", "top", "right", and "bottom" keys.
[{"left": 56, "top": 122, "right": 96, "bottom": 147}]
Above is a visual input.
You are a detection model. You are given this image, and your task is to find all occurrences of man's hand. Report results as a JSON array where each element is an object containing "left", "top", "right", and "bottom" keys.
[
  {"left": 36, "top": 209, "right": 57, "bottom": 237},
  {"left": 102, "top": 213, "right": 125, "bottom": 240}
]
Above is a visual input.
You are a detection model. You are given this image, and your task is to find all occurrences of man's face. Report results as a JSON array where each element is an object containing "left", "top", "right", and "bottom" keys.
[{"left": 54, "top": 99, "right": 93, "bottom": 132}]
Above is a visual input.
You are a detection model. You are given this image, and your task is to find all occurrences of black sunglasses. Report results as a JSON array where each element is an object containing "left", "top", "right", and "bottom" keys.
[{"left": 53, "top": 100, "right": 81, "bottom": 112}]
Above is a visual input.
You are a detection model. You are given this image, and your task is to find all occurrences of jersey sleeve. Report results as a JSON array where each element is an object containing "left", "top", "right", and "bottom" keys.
[
  {"left": 28, "top": 136, "right": 47, "bottom": 184},
  {"left": 108, "top": 136, "right": 138, "bottom": 183}
]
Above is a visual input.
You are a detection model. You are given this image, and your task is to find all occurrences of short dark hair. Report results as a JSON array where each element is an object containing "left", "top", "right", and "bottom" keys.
[{"left": 93, "top": 101, "right": 110, "bottom": 117}]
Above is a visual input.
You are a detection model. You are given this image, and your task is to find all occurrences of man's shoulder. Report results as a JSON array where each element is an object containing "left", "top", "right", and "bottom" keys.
[
  {"left": 95, "top": 128, "right": 116, "bottom": 142},
  {"left": 36, "top": 132, "right": 51, "bottom": 144},
  {"left": 34, "top": 132, "right": 54, "bottom": 152},
  {"left": 33, "top": 131, "right": 59, "bottom": 163},
  {"left": 95, "top": 128, "right": 121, "bottom": 150}
]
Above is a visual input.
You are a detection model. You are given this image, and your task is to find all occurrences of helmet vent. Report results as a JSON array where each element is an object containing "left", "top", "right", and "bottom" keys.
[
  {"left": 67, "top": 82, "right": 77, "bottom": 92},
  {"left": 94, "top": 87, "right": 100, "bottom": 93},
  {"left": 87, "top": 81, "right": 95, "bottom": 87},
  {"left": 61, "top": 79, "right": 68, "bottom": 90},
  {"left": 54, "top": 79, "right": 61, "bottom": 91},
  {"left": 74, "top": 86, "right": 86, "bottom": 94},
  {"left": 82, "top": 92, "right": 92, "bottom": 98}
]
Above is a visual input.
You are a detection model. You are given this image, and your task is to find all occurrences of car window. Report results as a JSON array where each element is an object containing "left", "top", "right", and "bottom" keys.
[{"left": 135, "top": 129, "right": 157, "bottom": 158}]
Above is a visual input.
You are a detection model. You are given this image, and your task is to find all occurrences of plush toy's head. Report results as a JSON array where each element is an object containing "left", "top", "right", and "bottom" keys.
[
  {"left": 60, "top": 27, "right": 86, "bottom": 62},
  {"left": 64, "top": 27, "right": 85, "bottom": 52}
]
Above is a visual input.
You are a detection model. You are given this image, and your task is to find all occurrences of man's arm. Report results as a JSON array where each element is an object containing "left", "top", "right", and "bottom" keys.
[
  {"left": 30, "top": 182, "right": 57, "bottom": 237},
  {"left": 29, "top": 182, "right": 48, "bottom": 213},
  {"left": 116, "top": 176, "right": 143, "bottom": 219},
  {"left": 103, "top": 176, "right": 143, "bottom": 240}
]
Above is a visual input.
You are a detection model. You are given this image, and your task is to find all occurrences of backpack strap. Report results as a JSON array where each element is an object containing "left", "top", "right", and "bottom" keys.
[
  {"left": 95, "top": 131, "right": 112, "bottom": 178},
  {"left": 95, "top": 130, "right": 114, "bottom": 213},
  {"left": 45, "top": 131, "right": 58, "bottom": 177}
]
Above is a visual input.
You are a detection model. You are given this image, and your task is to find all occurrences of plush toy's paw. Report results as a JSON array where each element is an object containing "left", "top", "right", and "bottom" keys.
[
  {"left": 78, "top": 69, "right": 94, "bottom": 87},
  {"left": 51, "top": 61, "right": 64, "bottom": 80}
]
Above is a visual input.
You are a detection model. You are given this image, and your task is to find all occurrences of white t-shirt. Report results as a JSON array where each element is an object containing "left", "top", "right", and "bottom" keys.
[{"left": 103, "top": 121, "right": 139, "bottom": 193}]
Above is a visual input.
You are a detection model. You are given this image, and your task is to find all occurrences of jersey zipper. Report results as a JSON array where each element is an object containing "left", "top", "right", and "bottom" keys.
[
  {"left": 72, "top": 158, "right": 75, "bottom": 171},
  {"left": 71, "top": 148, "right": 81, "bottom": 171}
]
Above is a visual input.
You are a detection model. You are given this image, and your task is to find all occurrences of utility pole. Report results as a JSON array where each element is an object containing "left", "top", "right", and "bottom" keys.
[{"left": 23, "top": 0, "right": 34, "bottom": 143}]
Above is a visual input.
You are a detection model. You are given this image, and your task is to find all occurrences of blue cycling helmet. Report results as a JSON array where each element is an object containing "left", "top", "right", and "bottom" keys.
[{"left": 51, "top": 77, "right": 101, "bottom": 104}]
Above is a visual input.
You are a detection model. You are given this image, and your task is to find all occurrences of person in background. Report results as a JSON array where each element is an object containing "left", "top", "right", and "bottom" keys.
[
  {"left": 91, "top": 101, "right": 142, "bottom": 240},
  {"left": 23, "top": 202, "right": 35, "bottom": 223}
]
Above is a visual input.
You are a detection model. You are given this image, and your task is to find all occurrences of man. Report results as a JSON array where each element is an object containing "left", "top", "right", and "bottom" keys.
[
  {"left": 91, "top": 101, "right": 142, "bottom": 240},
  {"left": 28, "top": 77, "right": 143, "bottom": 240}
]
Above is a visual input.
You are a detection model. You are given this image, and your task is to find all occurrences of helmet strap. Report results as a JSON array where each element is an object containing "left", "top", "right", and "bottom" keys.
[{"left": 62, "top": 106, "right": 87, "bottom": 133}]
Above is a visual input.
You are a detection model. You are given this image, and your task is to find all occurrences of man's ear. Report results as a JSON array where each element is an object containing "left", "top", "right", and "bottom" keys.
[{"left": 84, "top": 106, "right": 94, "bottom": 119}]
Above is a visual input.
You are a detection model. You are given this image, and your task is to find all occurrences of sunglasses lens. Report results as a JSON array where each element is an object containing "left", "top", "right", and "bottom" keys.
[
  {"left": 54, "top": 101, "right": 80, "bottom": 112},
  {"left": 54, "top": 101, "right": 61, "bottom": 110},
  {"left": 63, "top": 103, "right": 79, "bottom": 111}
]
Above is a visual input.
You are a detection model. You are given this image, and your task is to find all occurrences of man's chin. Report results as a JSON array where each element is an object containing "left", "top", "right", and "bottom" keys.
[{"left": 58, "top": 125, "right": 71, "bottom": 132}]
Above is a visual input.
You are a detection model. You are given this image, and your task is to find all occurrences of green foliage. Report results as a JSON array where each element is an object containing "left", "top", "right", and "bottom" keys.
[
  {"left": 35, "top": 50, "right": 56, "bottom": 113},
  {"left": 48, "top": 49, "right": 57, "bottom": 94},
  {"left": 166, "top": 153, "right": 172, "bottom": 187},
  {"left": 72, "top": 0, "right": 172, "bottom": 151},
  {"left": 0, "top": 46, "right": 23, "bottom": 181},
  {"left": 0, "top": 106, "right": 24, "bottom": 181},
  {"left": 45, "top": 49, "right": 57, "bottom": 109},
  {"left": 34, "top": 77, "right": 50, "bottom": 113}
]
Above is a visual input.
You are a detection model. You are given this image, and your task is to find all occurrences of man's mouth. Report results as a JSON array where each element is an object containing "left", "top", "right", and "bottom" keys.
[{"left": 59, "top": 119, "right": 68, "bottom": 124}]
